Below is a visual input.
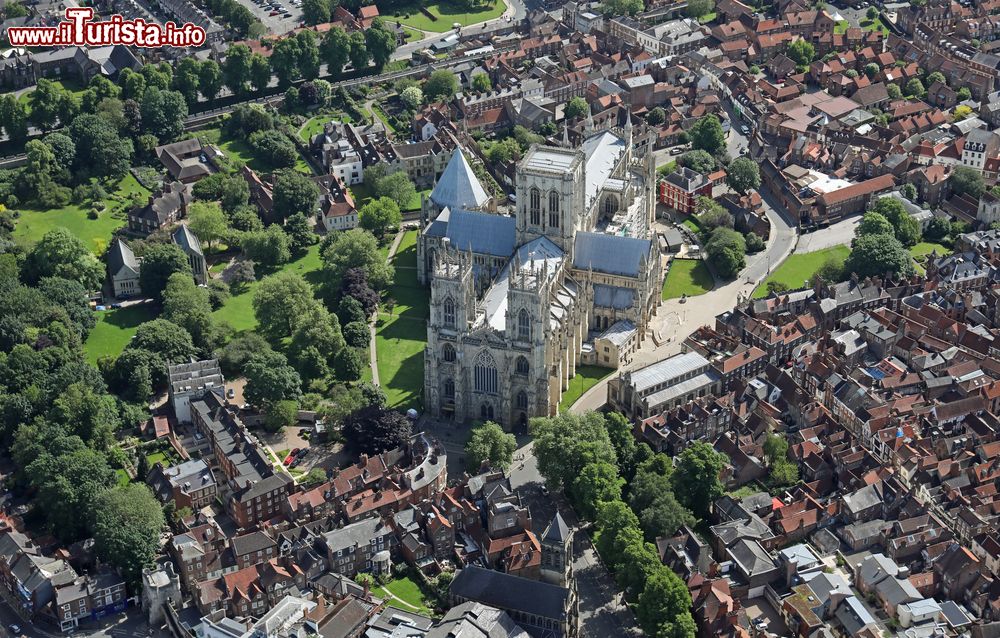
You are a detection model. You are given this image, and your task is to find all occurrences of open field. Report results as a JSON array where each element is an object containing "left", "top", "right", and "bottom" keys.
[
  {"left": 13, "top": 174, "right": 149, "bottom": 254},
  {"left": 662, "top": 258, "right": 714, "bottom": 299},
  {"left": 753, "top": 245, "right": 850, "bottom": 298},
  {"left": 84, "top": 303, "right": 158, "bottom": 364},
  {"left": 380, "top": 0, "right": 507, "bottom": 32}
]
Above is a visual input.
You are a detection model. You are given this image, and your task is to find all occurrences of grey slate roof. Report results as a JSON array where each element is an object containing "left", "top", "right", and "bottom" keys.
[
  {"left": 172, "top": 225, "right": 204, "bottom": 256},
  {"left": 593, "top": 284, "right": 635, "bottom": 309},
  {"left": 573, "top": 232, "right": 650, "bottom": 277},
  {"left": 450, "top": 566, "right": 570, "bottom": 622},
  {"left": 431, "top": 209, "right": 517, "bottom": 257},
  {"left": 542, "top": 512, "right": 570, "bottom": 544},
  {"left": 107, "top": 238, "right": 139, "bottom": 277},
  {"left": 430, "top": 150, "right": 490, "bottom": 210}
]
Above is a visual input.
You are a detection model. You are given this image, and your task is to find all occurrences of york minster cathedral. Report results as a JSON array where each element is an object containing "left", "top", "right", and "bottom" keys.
[{"left": 417, "top": 108, "right": 662, "bottom": 430}]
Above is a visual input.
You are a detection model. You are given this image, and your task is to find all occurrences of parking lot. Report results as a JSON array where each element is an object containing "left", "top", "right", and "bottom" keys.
[{"left": 236, "top": 0, "right": 302, "bottom": 35}]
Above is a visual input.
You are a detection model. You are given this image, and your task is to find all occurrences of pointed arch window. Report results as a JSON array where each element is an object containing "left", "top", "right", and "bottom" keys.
[
  {"left": 529, "top": 188, "right": 541, "bottom": 225},
  {"left": 515, "top": 356, "right": 529, "bottom": 376},
  {"left": 443, "top": 378, "right": 455, "bottom": 399},
  {"left": 517, "top": 308, "right": 531, "bottom": 341},
  {"left": 516, "top": 390, "right": 528, "bottom": 410},
  {"left": 443, "top": 297, "right": 456, "bottom": 329},
  {"left": 443, "top": 344, "right": 456, "bottom": 362},
  {"left": 474, "top": 350, "right": 499, "bottom": 394}
]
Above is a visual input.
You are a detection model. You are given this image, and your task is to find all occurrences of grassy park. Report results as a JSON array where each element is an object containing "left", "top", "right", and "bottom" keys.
[
  {"left": 753, "top": 245, "right": 850, "bottom": 298},
  {"left": 212, "top": 244, "right": 324, "bottom": 332},
  {"left": 13, "top": 174, "right": 150, "bottom": 254},
  {"left": 381, "top": 0, "right": 507, "bottom": 32},
  {"left": 662, "top": 258, "right": 714, "bottom": 299},
  {"left": 372, "top": 575, "right": 432, "bottom": 614},
  {"left": 375, "top": 230, "right": 428, "bottom": 411},
  {"left": 198, "top": 127, "right": 312, "bottom": 175},
  {"left": 83, "top": 303, "right": 158, "bottom": 364}
]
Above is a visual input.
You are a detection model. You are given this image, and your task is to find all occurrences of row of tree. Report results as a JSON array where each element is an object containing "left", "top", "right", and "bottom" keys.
[{"left": 529, "top": 411, "right": 733, "bottom": 638}]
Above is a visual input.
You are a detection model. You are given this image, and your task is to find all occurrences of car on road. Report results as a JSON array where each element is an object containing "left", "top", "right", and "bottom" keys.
[
  {"left": 669, "top": 146, "right": 684, "bottom": 155},
  {"left": 740, "top": 125, "right": 750, "bottom": 135},
  {"left": 10, "top": 623, "right": 23, "bottom": 636}
]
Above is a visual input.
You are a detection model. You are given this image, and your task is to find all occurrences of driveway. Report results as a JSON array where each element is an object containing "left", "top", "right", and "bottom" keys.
[
  {"left": 234, "top": 0, "right": 302, "bottom": 35},
  {"left": 794, "top": 215, "right": 859, "bottom": 254}
]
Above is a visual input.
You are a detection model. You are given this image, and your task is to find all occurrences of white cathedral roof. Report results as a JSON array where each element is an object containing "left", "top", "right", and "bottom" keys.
[
  {"left": 581, "top": 130, "right": 627, "bottom": 209},
  {"left": 430, "top": 150, "right": 490, "bottom": 211}
]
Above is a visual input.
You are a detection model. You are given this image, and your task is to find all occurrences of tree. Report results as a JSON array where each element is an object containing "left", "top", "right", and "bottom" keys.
[
  {"left": 678, "top": 149, "right": 715, "bottom": 174},
  {"left": 29, "top": 79, "right": 66, "bottom": 131},
  {"left": 199, "top": 60, "right": 223, "bottom": 102},
  {"left": 815, "top": 254, "right": 846, "bottom": 283},
  {"left": 223, "top": 44, "right": 253, "bottom": 95},
  {"left": 863, "top": 62, "right": 880, "bottom": 79},
  {"left": 343, "top": 321, "right": 369, "bottom": 348},
  {"left": 0, "top": 94, "right": 29, "bottom": 143},
  {"left": 347, "top": 30, "right": 369, "bottom": 71},
  {"left": 399, "top": 86, "right": 423, "bottom": 110},
  {"left": 857, "top": 211, "right": 894, "bottom": 237},
  {"left": 372, "top": 172, "right": 417, "bottom": 210},
  {"left": 950, "top": 165, "right": 984, "bottom": 198},
  {"left": 726, "top": 157, "right": 761, "bottom": 195},
  {"left": 926, "top": 70, "right": 946, "bottom": 86},
  {"left": 253, "top": 271, "right": 317, "bottom": 341},
  {"left": 745, "top": 232, "right": 765, "bottom": 253},
  {"left": 24, "top": 228, "right": 103, "bottom": 290},
  {"left": 249, "top": 53, "right": 272, "bottom": 93},
  {"left": 637, "top": 568, "right": 697, "bottom": 638},
  {"left": 333, "top": 347, "right": 364, "bottom": 381},
  {"left": 130, "top": 319, "right": 197, "bottom": 362},
  {"left": 844, "top": 233, "right": 915, "bottom": 279},
  {"left": 530, "top": 411, "right": 617, "bottom": 490},
  {"left": 705, "top": 227, "right": 746, "bottom": 279},
  {"left": 471, "top": 73, "right": 492, "bottom": 92},
  {"left": 68, "top": 113, "right": 133, "bottom": 179},
  {"left": 242, "top": 225, "right": 291, "bottom": 267},
  {"left": 486, "top": 137, "right": 522, "bottom": 164},
  {"left": 689, "top": 115, "right": 726, "bottom": 155},
  {"left": 229, "top": 260, "right": 257, "bottom": 291},
  {"left": 215, "top": 332, "right": 272, "bottom": 377},
  {"left": 599, "top": 0, "right": 643, "bottom": 17},
  {"left": 465, "top": 421, "right": 517, "bottom": 472},
  {"left": 249, "top": 130, "right": 297, "bottom": 169},
  {"left": 321, "top": 27, "right": 351, "bottom": 78},
  {"left": 301, "top": 0, "right": 329, "bottom": 25},
  {"left": 140, "top": 88, "right": 188, "bottom": 142},
  {"left": 139, "top": 243, "right": 192, "bottom": 302},
  {"left": 957, "top": 86, "right": 972, "bottom": 101},
  {"left": 366, "top": 18, "right": 397, "bottom": 71},
  {"left": 900, "top": 183, "right": 918, "bottom": 202},
  {"left": 886, "top": 83, "right": 902, "bottom": 100},
  {"left": 91, "top": 484, "right": 164, "bottom": 587},
  {"left": 786, "top": 39, "right": 815, "bottom": 66},
  {"left": 162, "top": 272, "right": 216, "bottom": 351},
  {"left": 905, "top": 77, "right": 926, "bottom": 98},
  {"left": 359, "top": 197, "right": 403, "bottom": 239},
  {"left": 296, "top": 30, "right": 321, "bottom": 80},
  {"left": 571, "top": 461, "right": 625, "bottom": 520},
  {"left": 638, "top": 491, "right": 696, "bottom": 541},
  {"left": 425, "top": 70, "right": 459, "bottom": 103},
  {"left": 954, "top": 104, "right": 973, "bottom": 121},
  {"left": 646, "top": 107, "right": 666, "bottom": 126},
  {"left": 244, "top": 350, "right": 302, "bottom": 406},
  {"left": 697, "top": 198, "right": 733, "bottom": 230},
  {"left": 171, "top": 57, "right": 202, "bottom": 106},
  {"left": 673, "top": 442, "right": 727, "bottom": 519},
  {"left": 286, "top": 212, "right": 316, "bottom": 255},
  {"left": 188, "top": 201, "right": 229, "bottom": 250},
  {"left": 565, "top": 96, "right": 589, "bottom": 120},
  {"left": 342, "top": 406, "right": 412, "bottom": 455},
  {"left": 924, "top": 216, "right": 951, "bottom": 242},
  {"left": 273, "top": 170, "right": 320, "bottom": 222},
  {"left": 321, "top": 229, "right": 394, "bottom": 290},
  {"left": 264, "top": 399, "right": 299, "bottom": 432},
  {"left": 870, "top": 197, "right": 921, "bottom": 247},
  {"left": 594, "top": 499, "right": 641, "bottom": 568},
  {"left": 686, "top": 0, "right": 714, "bottom": 18}
]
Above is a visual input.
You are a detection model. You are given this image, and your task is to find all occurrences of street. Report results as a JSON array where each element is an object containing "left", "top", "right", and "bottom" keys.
[{"left": 0, "top": 605, "right": 166, "bottom": 638}]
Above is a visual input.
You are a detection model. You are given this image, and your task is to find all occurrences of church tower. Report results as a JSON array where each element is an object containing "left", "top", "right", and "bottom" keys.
[
  {"left": 515, "top": 145, "right": 586, "bottom": 252},
  {"left": 425, "top": 244, "right": 476, "bottom": 421},
  {"left": 540, "top": 512, "right": 573, "bottom": 587}
]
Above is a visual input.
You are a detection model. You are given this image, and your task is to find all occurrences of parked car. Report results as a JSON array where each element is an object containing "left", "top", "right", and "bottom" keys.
[
  {"left": 669, "top": 146, "right": 684, "bottom": 155},
  {"left": 283, "top": 454, "right": 295, "bottom": 466},
  {"left": 289, "top": 458, "right": 302, "bottom": 469},
  {"left": 740, "top": 125, "right": 750, "bottom": 135},
  {"left": 226, "top": 388, "right": 235, "bottom": 399},
  {"left": 296, "top": 448, "right": 309, "bottom": 458},
  {"left": 8, "top": 625, "right": 22, "bottom": 637},
  {"left": 269, "top": 10, "right": 279, "bottom": 15},
  {"left": 290, "top": 447, "right": 300, "bottom": 456}
]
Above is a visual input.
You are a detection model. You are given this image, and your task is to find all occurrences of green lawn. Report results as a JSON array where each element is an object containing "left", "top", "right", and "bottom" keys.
[
  {"left": 298, "top": 113, "right": 354, "bottom": 142},
  {"left": 910, "top": 242, "right": 949, "bottom": 259},
  {"left": 861, "top": 17, "right": 889, "bottom": 35},
  {"left": 13, "top": 174, "right": 150, "bottom": 254},
  {"left": 18, "top": 79, "right": 88, "bottom": 111},
  {"left": 115, "top": 469, "right": 131, "bottom": 487},
  {"left": 375, "top": 232, "right": 428, "bottom": 411},
  {"left": 146, "top": 451, "right": 171, "bottom": 468},
  {"left": 682, "top": 217, "right": 701, "bottom": 234},
  {"left": 753, "top": 246, "right": 850, "bottom": 298},
  {"left": 697, "top": 11, "right": 716, "bottom": 23},
  {"left": 402, "top": 26, "right": 423, "bottom": 42},
  {"left": 212, "top": 244, "right": 324, "bottom": 332},
  {"left": 834, "top": 20, "right": 849, "bottom": 34},
  {"left": 83, "top": 303, "right": 158, "bottom": 364},
  {"left": 381, "top": 0, "right": 507, "bottom": 32},
  {"left": 662, "top": 258, "right": 714, "bottom": 300},
  {"left": 199, "top": 127, "right": 312, "bottom": 175},
  {"left": 372, "top": 576, "right": 431, "bottom": 614},
  {"left": 559, "top": 365, "right": 612, "bottom": 413},
  {"left": 351, "top": 182, "right": 430, "bottom": 212},
  {"left": 656, "top": 160, "right": 678, "bottom": 176}
]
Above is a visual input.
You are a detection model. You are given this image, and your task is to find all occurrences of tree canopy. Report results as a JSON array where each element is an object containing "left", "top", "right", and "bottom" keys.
[{"left": 465, "top": 421, "right": 517, "bottom": 472}]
